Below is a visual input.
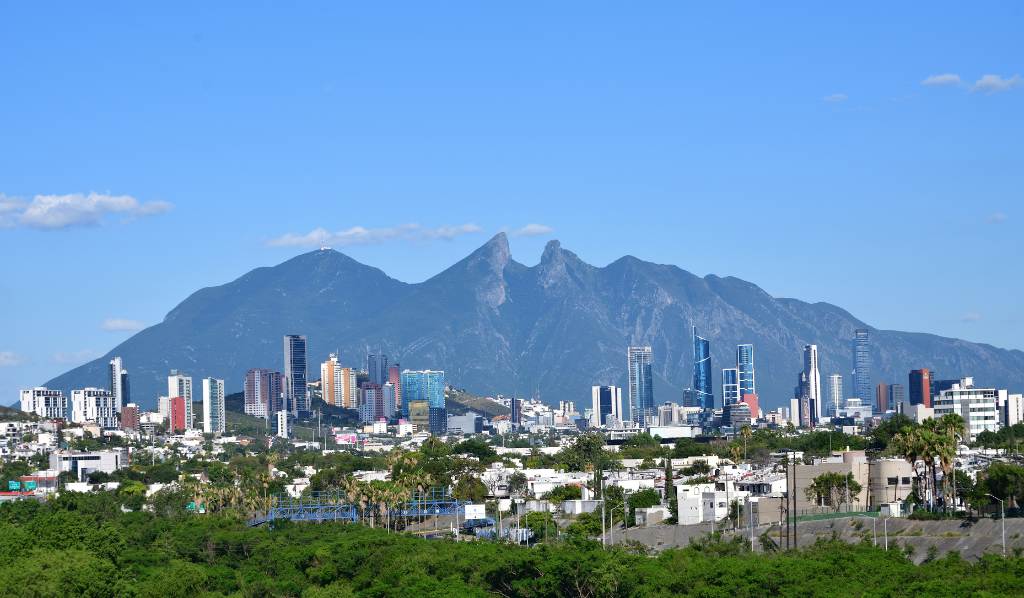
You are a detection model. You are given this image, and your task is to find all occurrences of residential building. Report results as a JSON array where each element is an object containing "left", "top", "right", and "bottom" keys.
[
  {"left": 933, "top": 377, "right": 1003, "bottom": 442},
  {"left": 827, "top": 374, "right": 843, "bottom": 418},
  {"left": 71, "top": 388, "right": 119, "bottom": 429},
  {"left": 388, "top": 364, "right": 402, "bottom": 411},
  {"left": 275, "top": 410, "right": 290, "bottom": 439},
  {"left": 909, "top": 369, "right": 932, "bottom": 408},
  {"left": 244, "top": 368, "right": 282, "bottom": 418},
  {"left": 367, "top": 353, "right": 388, "bottom": 386},
  {"left": 340, "top": 367, "right": 358, "bottom": 408},
  {"left": 691, "top": 328, "right": 713, "bottom": 411},
  {"left": 120, "top": 403, "right": 140, "bottom": 432},
  {"left": 736, "top": 344, "right": 756, "bottom": 398},
  {"left": 320, "top": 354, "right": 342, "bottom": 406},
  {"left": 108, "top": 356, "right": 129, "bottom": 413},
  {"left": 628, "top": 346, "right": 655, "bottom": 424},
  {"left": 169, "top": 396, "right": 187, "bottom": 433},
  {"left": 1003, "top": 394, "right": 1024, "bottom": 428},
  {"left": 722, "top": 368, "right": 740, "bottom": 405},
  {"left": 852, "top": 329, "right": 871, "bottom": 406},
  {"left": 49, "top": 449, "right": 128, "bottom": 482},
  {"left": 740, "top": 393, "right": 759, "bottom": 420},
  {"left": 168, "top": 370, "right": 194, "bottom": 429},
  {"left": 283, "top": 335, "right": 309, "bottom": 416},
  {"left": 590, "top": 385, "right": 623, "bottom": 427},
  {"left": 19, "top": 387, "right": 66, "bottom": 420},
  {"left": 724, "top": 401, "right": 751, "bottom": 428},
  {"left": 202, "top": 377, "right": 226, "bottom": 435}
]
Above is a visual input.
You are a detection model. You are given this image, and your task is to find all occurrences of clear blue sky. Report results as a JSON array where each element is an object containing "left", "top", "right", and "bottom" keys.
[{"left": 1, "top": 2, "right": 1021, "bottom": 402}]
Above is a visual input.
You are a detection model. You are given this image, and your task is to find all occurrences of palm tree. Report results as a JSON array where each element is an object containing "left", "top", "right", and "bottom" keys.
[{"left": 740, "top": 425, "right": 752, "bottom": 461}]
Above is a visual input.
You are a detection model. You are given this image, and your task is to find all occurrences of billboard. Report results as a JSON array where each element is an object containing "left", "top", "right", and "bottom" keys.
[
  {"left": 463, "top": 504, "right": 486, "bottom": 520},
  {"left": 7, "top": 481, "right": 19, "bottom": 491}
]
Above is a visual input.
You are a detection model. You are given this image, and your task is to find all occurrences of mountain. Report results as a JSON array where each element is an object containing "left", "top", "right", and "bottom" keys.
[{"left": 45, "top": 234, "right": 1024, "bottom": 411}]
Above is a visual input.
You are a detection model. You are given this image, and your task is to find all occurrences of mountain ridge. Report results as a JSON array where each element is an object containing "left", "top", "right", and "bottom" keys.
[{"left": 44, "top": 234, "right": 1024, "bottom": 411}]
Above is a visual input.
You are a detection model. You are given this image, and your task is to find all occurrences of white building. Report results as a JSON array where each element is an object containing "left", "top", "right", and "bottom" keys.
[
  {"left": 1002, "top": 393, "right": 1024, "bottom": 428},
  {"left": 803, "top": 345, "right": 822, "bottom": 423},
  {"left": 20, "top": 387, "right": 66, "bottom": 419},
  {"left": 109, "top": 356, "right": 128, "bottom": 413},
  {"left": 202, "top": 377, "right": 226, "bottom": 435},
  {"left": 590, "top": 385, "right": 623, "bottom": 428},
  {"left": 168, "top": 370, "right": 194, "bottom": 429},
  {"left": 828, "top": 374, "right": 843, "bottom": 418},
  {"left": 49, "top": 449, "right": 128, "bottom": 481},
  {"left": 276, "top": 410, "right": 290, "bottom": 439},
  {"left": 933, "top": 377, "right": 1003, "bottom": 442},
  {"left": 71, "top": 388, "right": 119, "bottom": 429}
]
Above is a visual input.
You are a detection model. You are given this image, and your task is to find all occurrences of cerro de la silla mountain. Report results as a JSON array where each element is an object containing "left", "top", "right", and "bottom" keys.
[{"left": 45, "top": 234, "right": 1024, "bottom": 411}]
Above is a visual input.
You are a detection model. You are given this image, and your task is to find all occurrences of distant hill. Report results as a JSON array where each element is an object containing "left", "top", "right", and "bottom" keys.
[{"left": 45, "top": 234, "right": 1024, "bottom": 411}]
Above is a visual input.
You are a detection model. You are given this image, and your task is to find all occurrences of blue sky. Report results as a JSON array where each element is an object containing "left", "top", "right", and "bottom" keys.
[{"left": 1, "top": 2, "right": 1021, "bottom": 402}]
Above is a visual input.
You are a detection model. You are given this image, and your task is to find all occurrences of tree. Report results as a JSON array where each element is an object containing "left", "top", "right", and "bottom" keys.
[
  {"left": 542, "top": 484, "right": 583, "bottom": 503},
  {"left": 453, "top": 476, "right": 487, "bottom": 503},
  {"left": 804, "top": 472, "right": 862, "bottom": 512},
  {"left": 740, "top": 425, "right": 752, "bottom": 460},
  {"left": 523, "top": 511, "right": 557, "bottom": 542}
]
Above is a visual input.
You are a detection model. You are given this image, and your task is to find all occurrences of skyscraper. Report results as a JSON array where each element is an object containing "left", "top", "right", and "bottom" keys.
[
  {"left": 876, "top": 383, "right": 889, "bottom": 413},
  {"left": 168, "top": 370, "right": 193, "bottom": 429},
  {"left": 888, "top": 383, "right": 905, "bottom": 411},
  {"left": 828, "top": 374, "right": 843, "bottom": 417},
  {"left": 627, "top": 346, "right": 655, "bottom": 424},
  {"left": 202, "top": 377, "right": 226, "bottom": 435},
  {"left": 400, "top": 370, "right": 446, "bottom": 434},
  {"left": 852, "top": 329, "right": 872, "bottom": 401},
  {"left": 722, "top": 368, "right": 740, "bottom": 405},
  {"left": 802, "top": 345, "right": 822, "bottom": 424},
  {"left": 591, "top": 385, "right": 623, "bottom": 427},
  {"left": 320, "top": 354, "right": 343, "bottom": 406},
  {"left": 339, "top": 367, "right": 358, "bottom": 409},
  {"left": 283, "top": 335, "right": 308, "bottom": 417},
  {"left": 109, "top": 356, "right": 128, "bottom": 414},
  {"left": 736, "top": 344, "right": 756, "bottom": 398},
  {"left": 909, "top": 369, "right": 932, "bottom": 407},
  {"left": 367, "top": 353, "right": 388, "bottom": 386},
  {"left": 244, "top": 368, "right": 282, "bottom": 419},
  {"left": 388, "top": 364, "right": 402, "bottom": 412},
  {"left": 692, "top": 327, "right": 713, "bottom": 410}
]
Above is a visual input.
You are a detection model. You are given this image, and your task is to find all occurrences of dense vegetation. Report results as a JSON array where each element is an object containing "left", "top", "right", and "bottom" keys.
[{"left": 2, "top": 493, "right": 1024, "bottom": 597}]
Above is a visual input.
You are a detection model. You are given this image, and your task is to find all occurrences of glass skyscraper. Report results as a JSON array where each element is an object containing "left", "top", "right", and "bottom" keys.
[
  {"left": 722, "top": 368, "right": 740, "bottom": 405},
  {"left": 852, "top": 329, "right": 871, "bottom": 401},
  {"left": 692, "top": 326, "right": 713, "bottom": 410},
  {"left": 627, "top": 346, "right": 654, "bottom": 424},
  {"left": 283, "top": 334, "right": 308, "bottom": 417},
  {"left": 736, "top": 344, "right": 755, "bottom": 398},
  {"left": 400, "top": 370, "right": 446, "bottom": 434}
]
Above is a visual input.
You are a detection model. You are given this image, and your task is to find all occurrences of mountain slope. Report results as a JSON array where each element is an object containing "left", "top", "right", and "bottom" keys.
[{"left": 45, "top": 234, "right": 1024, "bottom": 411}]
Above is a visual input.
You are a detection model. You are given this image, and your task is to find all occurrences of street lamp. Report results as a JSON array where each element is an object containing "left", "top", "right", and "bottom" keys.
[
  {"left": 986, "top": 493, "right": 1006, "bottom": 557},
  {"left": 883, "top": 515, "right": 891, "bottom": 551}
]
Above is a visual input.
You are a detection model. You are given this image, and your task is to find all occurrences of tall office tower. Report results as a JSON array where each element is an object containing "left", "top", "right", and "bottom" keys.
[
  {"left": 736, "top": 344, "right": 756, "bottom": 397},
  {"left": 382, "top": 382, "right": 396, "bottom": 419},
  {"left": 932, "top": 378, "right": 959, "bottom": 397},
  {"left": 71, "top": 388, "right": 119, "bottom": 429},
  {"left": 202, "top": 377, "right": 226, "bottom": 435},
  {"left": 590, "top": 385, "right": 623, "bottom": 427},
  {"left": 722, "top": 368, "right": 740, "bottom": 405},
  {"left": 909, "top": 369, "right": 932, "bottom": 407},
  {"left": 789, "top": 397, "right": 801, "bottom": 427},
  {"left": 367, "top": 353, "right": 388, "bottom": 386},
  {"left": 802, "top": 345, "right": 822, "bottom": 424},
  {"left": 852, "top": 329, "right": 872, "bottom": 402},
  {"left": 827, "top": 374, "right": 843, "bottom": 417},
  {"left": 400, "top": 370, "right": 446, "bottom": 434},
  {"left": 339, "top": 367, "right": 358, "bottom": 409},
  {"left": 795, "top": 371, "right": 811, "bottom": 427},
  {"left": 888, "top": 384, "right": 905, "bottom": 411},
  {"left": 283, "top": 335, "right": 308, "bottom": 416},
  {"left": 20, "top": 387, "right": 66, "bottom": 420},
  {"left": 320, "top": 354, "right": 342, "bottom": 406},
  {"left": 691, "top": 327, "right": 713, "bottom": 410},
  {"left": 876, "top": 383, "right": 890, "bottom": 413},
  {"left": 627, "top": 346, "right": 655, "bottom": 424},
  {"left": 510, "top": 397, "right": 522, "bottom": 429},
  {"left": 359, "top": 383, "right": 383, "bottom": 423},
  {"left": 168, "top": 370, "right": 194, "bottom": 429},
  {"left": 108, "top": 356, "right": 128, "bottom": 414},
  {"left": 387, "top": 364, "right": 402, "bottom": 411}
]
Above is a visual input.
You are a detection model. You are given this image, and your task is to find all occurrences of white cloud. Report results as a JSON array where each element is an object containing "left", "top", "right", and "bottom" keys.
[
  {"left": 987, "top": 212, "right": 1008, "bottom": 224},
  {"left": 0, "top": 351, "right": 23, "bottom": 366},
  {"left": 823, "top": 93, "right": 848, "bottom": 103},
  {"left": 972, "top": 74, "right": 1021, "bottom": 94},
  {"left": 267, "top": 223, "right": 482, "bottom": 248},
  {"left": 52, "top": 350, "right": 102, "bottom": 365},
  {"left": 102, "top": 318, "right": 146, "bottom": 332},
  {"left": 0, "top": 192, "right": 172, "bottom": 230},
  {"left": 961, "top": 312, "right": 982, "bottom": 323},
  {"left": 510, "top": 223, "right": 555, "bottom": 238},
  {"left": 922, "top": 73, "right": 961, "bottom": 87}
]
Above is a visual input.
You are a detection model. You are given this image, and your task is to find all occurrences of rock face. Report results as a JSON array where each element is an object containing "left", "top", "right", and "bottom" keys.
[{"left": 45, "top": 233, "right": 1024, "bottom": 410}]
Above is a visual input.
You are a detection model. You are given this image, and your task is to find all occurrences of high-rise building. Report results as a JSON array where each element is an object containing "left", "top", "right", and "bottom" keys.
[
  {"left": 933, "top": 377, "right": 1004, "bottom": 442},
  {"left": 109, "top": 356, "right": 128, "bottom": 414},
  {"left": 740, "top": 393, "right": 760, "bottom": 421},
  {"left": 736, "top": 344, "right": 756, "bottom": 398},
  {"left": 382, "top": 382, "right": 396, "bottom": 420},
  {"left": 691, "top": 327, "right": 713, "bottom": 410},
  {"left": 202, "top": 377, "right": 226, "bottom": 435},
  {"left": 722, "top": 368, "right": 740, "bottom": 405},
  {"left": 320, "top": 354, "right": 343, "bottom": 406},
  {"left": 828, "top": 374, "right": 843, "bottom": 418},
  {"left": 627, "top": 346, "right": 655, "bottom": 424},
  {"left": 388, "top": 364, "right": 402, "bottom": 411},
  {"left": 909, "top": 369, "right": 932, "bottom": 407},
  {"left": 168, "top": 370, "right": 194, "bottom": 429},
  {"left": 852, "top": 329, "right": 871, "bottom": 402},
  {"left": 275, "top": 410, "right": 290, "bottom": 439},
  {"left": 888, "top": 384, "right": 905, "bottom": 411},
  {"left": 20, "top": 387, "right": 66, "bottom": 420},
  {"left": 802, "top": 345, "right": 822, "bottom": 424},
  {"left": 876, "top": 383, "right": 889, "bottom": 413},
  {"left": 121, "top": 403, "right": 140, "bottom": 432},
  {"left": 591, "top": 385, "right": 623, "bottom": 428},
  {"left": 72, "top": 388, "right": 118, "bottom": 429},
  {"left": 245, "top": 368, "right": 283, "bottom": 419},
  {"left": 340, "top": 367, "right": 358, "bottom": 409},
  {"left": 367, "top": 353, "right": 388, "bottom": 386},
  {"left": 169, "top": 396, "right": 187, "bottom": 433},
  {"left": 359, "top": 383, "right": 383, "bottom": 424},
  {"left": 400, "top": 370, "right": 446, "bottom": 434},
  {"left": 283, "top": 335, "right": 309, "bottom": 416},
  {"left": 510, "top": 397, "right": 522, "bottom": 429}
]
